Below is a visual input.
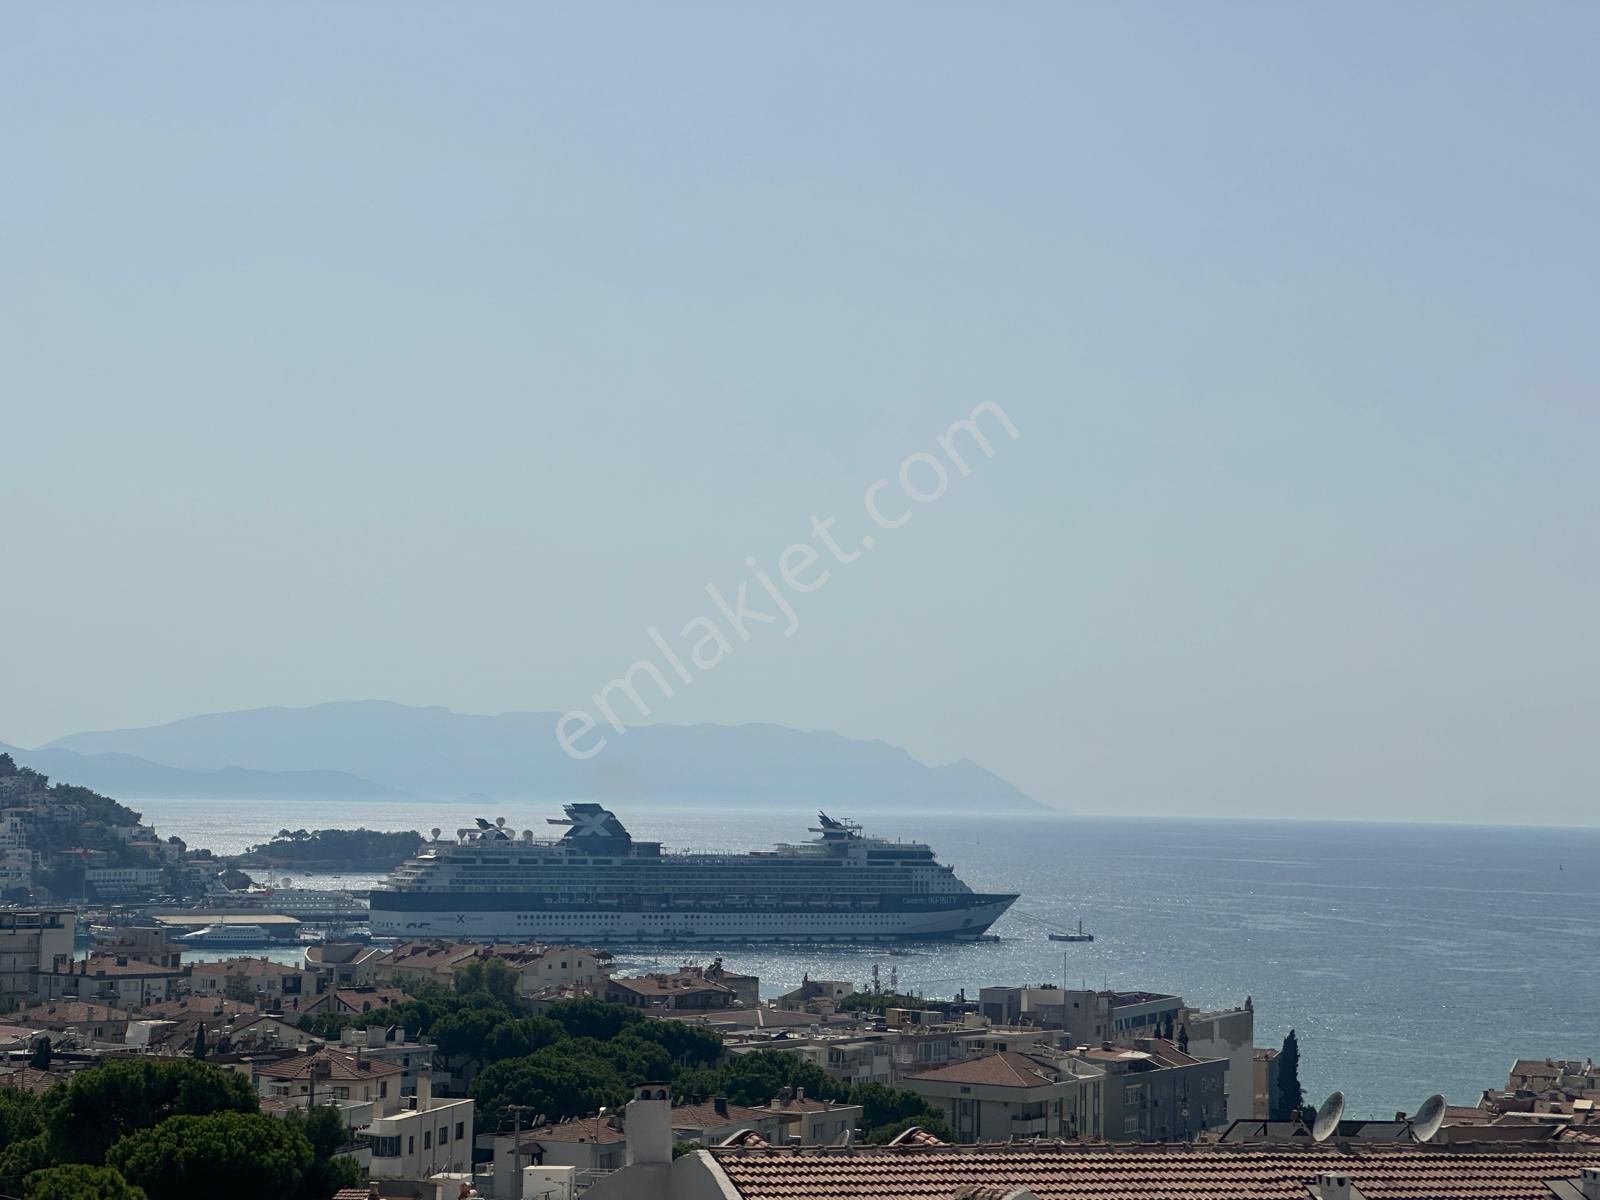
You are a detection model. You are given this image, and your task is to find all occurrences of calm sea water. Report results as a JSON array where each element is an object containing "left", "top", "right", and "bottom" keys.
[{"left": 139, "top": 799, "right": 1600, "bottom": 1118}]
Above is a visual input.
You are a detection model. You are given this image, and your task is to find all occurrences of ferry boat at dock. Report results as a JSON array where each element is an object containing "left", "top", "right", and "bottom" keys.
[{"left": 368, "top": 806, "right": 1017, "bottom": 943}]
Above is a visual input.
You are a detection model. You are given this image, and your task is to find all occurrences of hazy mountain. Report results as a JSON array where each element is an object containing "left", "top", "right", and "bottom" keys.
[
  {"left": 39, "top": 700, "right": 1043, "bottom": 811},
  {"left": 0, "top": 740, "right": 405, "bottom": 801}
]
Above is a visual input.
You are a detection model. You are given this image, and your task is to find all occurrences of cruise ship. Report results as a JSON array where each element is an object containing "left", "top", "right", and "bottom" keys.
[{"left": 368, "top": 805, "right": 1017, "bottom": 943}]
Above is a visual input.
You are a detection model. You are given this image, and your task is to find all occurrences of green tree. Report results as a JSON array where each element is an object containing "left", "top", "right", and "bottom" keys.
[
  {"left": 836, "top": 992, "right": 918, "bottom": 1016},
  {"left": 454, "top": 957, "right": 524, "bottom": 1008},
  {"left": 545, "top": 996, "right": 643, "bottom": 1042},
  {"left": 108, "top": 1111, "right": 314, "bottom": 1200},
  {"left": 284, "top": 1105, "right": 366, "bottom": 1199},
  {"left": 41, "top": 1058, "right": 259, "bottom": 1165},
  {"left": 711, "top": 1049, "right": 844, "bottom": 1108},
  {"left": 28, "top": 1035, "right": 52, "bottom": 1070},
  {"left": 24, "top": 1164, "right": 147, "bottom": 1200},
  {"left": 844, "top": 1082, "right": 945, "bottom": 1134},
  {"left": 0, "top": 1136, "right": 50, "bottom": 1198},
  {"left": 0, "top": 1085, "right": 45, "bottom": 1146},
  {"left": 1274, "top": 1029, "right": 1305, "bottom": 1121},
  {"left": 471, "top": 1048, "right": 629, "bottom": 1130}
]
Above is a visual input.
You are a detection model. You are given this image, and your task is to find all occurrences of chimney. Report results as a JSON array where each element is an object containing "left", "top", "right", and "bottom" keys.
[
  {"left": 417, "top": 1067, "right": 433, "bottom": 1110},
  {"left": 625, "top": 1083, "right": 673, "bottom": 1167},
  {"left": 1312, "top": 1172, "right": 1353, "bottom": 1200},
  {"left": 796, "top": 1087, "right": 805, "bottom": 1103},
  {"left": 713, "top": 1097, "right": 728, "bottom": 1118},
  {"left": 1581, "top": 1167, "right": 1600, "bottom": 1200},
  {"left": 366, "top": 1025, "right": 384, "bottom": 1049}
]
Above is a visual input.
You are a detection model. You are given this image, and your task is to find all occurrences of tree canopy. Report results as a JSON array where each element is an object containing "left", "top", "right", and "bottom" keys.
[
  {"left": 107, "top": 1111, "right": 315, "bottom": 1200},
  {"left": 40, "top": 1058, "right": 259, "bottom": 1164},
  {"left": 24, "top": 1164, "right": 148, "bottom": 1200}
]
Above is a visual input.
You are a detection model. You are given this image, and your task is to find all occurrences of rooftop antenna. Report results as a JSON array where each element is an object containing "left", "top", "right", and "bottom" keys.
[
  {"left": 1310, "top": 1091, "right": 1345, "bottom": 1143},
  {"left": 1409, "top": 1094, "right": 1446, "bottom": 1143}
]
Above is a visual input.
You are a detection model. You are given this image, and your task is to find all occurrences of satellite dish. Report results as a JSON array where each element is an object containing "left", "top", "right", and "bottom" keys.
[
  {"left": 496, "top": 816, "right": 507, "bottom": 827},
  {"left": 430, "top": 827, "right": 441, "bottom": 839},
  {"left": 1410, "top": 1093, "right": 1446, "bottom": 1142},
  {"left": 1311, "top": 1091, "right": 1345, "bottom": 1142}
]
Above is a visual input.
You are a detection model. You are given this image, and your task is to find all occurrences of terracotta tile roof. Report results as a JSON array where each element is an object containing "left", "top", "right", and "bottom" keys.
[
  {"left": 0, "top": 1066, "right": 61, "bottom": 1095},
  {"left": 709, "top": 1144, "right": 1600, "bottom": 1200},
  {"left": 144, "top": 996, "right": 259, "bottom": 1018},
  {"left": 254, "top": 1046, "right": 402, "bottom": 1082},
  {"left": 191, "top": 956, "right": 309, "bottom": 978},
  {"left": 334, "top": 986, "right": 410, "bottom": 1013},
  {"left": 46, "top": 953, "right": 180, "bottom": 977},
  {"left": 530, "top": 1118, "right": 627, "bottom": 1145},
  {"left": 669, "top": 1101, "right": 772, "bottom": 1131},
  {"left": 609, "top": 972, "right": 736, "bottom": 997},
  {"left": 909, "top": 1052, "right": 1064, "bottom": 1089},
  {"left": 14, "top": 1001, "right": 130, "bottom": 1027}
]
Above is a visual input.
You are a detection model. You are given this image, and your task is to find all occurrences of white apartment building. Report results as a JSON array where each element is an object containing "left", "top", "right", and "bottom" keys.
[{"left": 364, "top": 1076, "right": 475, "bottom": 1181}]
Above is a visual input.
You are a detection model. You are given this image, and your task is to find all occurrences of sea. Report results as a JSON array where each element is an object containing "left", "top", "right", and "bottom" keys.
[{"left": 135, "top": 799, "right": 1600, "bottom": 1119}]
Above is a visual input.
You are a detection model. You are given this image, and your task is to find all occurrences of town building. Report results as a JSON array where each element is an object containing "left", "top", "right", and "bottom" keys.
[
  {"left": 10, "top": 999, "right": 130, "bottom": 1041},
  {"left": 775, "top": 976, "right": 855, "bottom": 1014},
  {"left": 34, "top": 951, "right": 183, "bottom": 1008},
  {"left": 0, "top": 908, "right": 75, "bottom": 1007},
  {"left": 1066, "top": 1037, "right": 1228, "bottom": 1141},
  {"left": 305, "top": 942, "right": 387, "bottom": 988},
  {"left": 761, "top": 1093, "right": 865, "bottom": 1146},
  {"left": 1177, "top": 998, "right": 1255, "bottom": 1121},
  {"left": 1256, "top": 1046, "right": 1283, "bottom": 1119},
  {"left": 363, "top": 1073, "right": 475, "bottom": 1181},
  {"left": 252, "top": 1045, "right": 404, "bottom": 1112},
  {"left": 95, "top": 924, "right": 184, "bottom": 971},
  {"left": 84, "top": 866, "right": 164, "bottom": 899},
  {"left": 189, "top": 956, "right": 318, "bottom": 1007},
  {"left": 900, "top": 1050, "right": 1105, "bottom": 1142},
  {"left": 606, "top": 967, "right": 738, "bottom": 1011}
]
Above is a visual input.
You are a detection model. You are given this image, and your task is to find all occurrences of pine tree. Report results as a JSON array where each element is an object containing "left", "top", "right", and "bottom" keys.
[
  {"left": 1275, "top": 1029, "right": 1305, "bottom": 1121},
  {"left": 1177, "top": 1024, "right": 1189, "bottom": 1054},
  {"left": 192, "top": 1023, "right": 207, "bottom": 1061}
]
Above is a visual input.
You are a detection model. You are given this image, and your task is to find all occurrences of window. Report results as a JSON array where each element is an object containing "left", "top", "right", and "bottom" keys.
[
  {"left": 408, "top": 1136, "right": 414, "bottom": 1155},
  {"left": 371, "top": 1135, "right": 401, "bottom": 1158},
  {"left": 456, "top": 1121, "right": 466, "bottom": 1140},
  {"left": 424, "top": 1130, "right": 431, "bottom": 1149}
]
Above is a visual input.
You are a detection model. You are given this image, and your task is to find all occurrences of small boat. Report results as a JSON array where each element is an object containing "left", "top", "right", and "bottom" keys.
[{"left": 1049, "top": 919, "right": 1095, "bottom": 943}]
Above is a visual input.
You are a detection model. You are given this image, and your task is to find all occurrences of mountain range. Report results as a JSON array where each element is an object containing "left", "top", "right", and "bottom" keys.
[{"left": 8, "top": 701, "right": 1041, "bottom": 811}]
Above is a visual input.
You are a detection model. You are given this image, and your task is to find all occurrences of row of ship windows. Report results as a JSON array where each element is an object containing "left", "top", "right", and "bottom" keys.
[{"left": 508, "top": 913, "right": 907, "bottom": 924}]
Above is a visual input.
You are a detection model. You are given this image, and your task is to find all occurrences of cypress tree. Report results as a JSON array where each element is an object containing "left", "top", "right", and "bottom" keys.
[{"left": 1275, "top": 1029, "right": 1305, "bottom": 1121}]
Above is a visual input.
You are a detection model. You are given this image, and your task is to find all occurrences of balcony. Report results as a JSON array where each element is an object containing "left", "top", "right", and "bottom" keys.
[{"left": 1010, "top": 1116, "right": 1051, "bottom": 1136}]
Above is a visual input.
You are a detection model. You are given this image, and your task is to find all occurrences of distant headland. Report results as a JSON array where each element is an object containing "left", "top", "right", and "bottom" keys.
[{"left": 5, "top": 700, "right": 1044, "bottom": 812}]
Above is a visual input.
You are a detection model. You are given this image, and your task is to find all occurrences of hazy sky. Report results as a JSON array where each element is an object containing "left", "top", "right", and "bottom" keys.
[{"left": 3, "top": 4, "right": 1596, "bottom": 823}]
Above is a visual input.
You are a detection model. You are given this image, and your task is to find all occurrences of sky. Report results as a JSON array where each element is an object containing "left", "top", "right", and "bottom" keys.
[{"left": 2, "top": 3, "right": 1596, "bottom": 823}]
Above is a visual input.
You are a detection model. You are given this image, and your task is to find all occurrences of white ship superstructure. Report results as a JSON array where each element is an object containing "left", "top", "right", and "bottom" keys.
[{"left": 368, "top": 806, "right": 1016, "bottom": 943}]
